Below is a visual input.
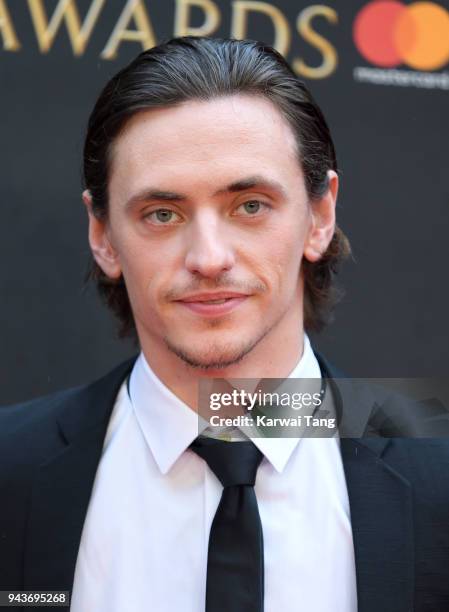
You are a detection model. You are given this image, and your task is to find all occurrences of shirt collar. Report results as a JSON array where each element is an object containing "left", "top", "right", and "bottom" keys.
[
  {"left": 250, "top": 334, "right": 321, "bottom": 472},
  {"left": 129, "top": 334, "right": 321, "bottom": 475}
]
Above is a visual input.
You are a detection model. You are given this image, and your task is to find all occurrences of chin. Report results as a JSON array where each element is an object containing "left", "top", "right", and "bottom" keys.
[{"left": 164, "top": 335, "right": 257, "bottom": 373}]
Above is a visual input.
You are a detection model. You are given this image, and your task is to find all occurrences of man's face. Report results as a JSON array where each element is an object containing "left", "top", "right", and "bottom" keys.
[{"left": 87, "top": 95, "right": 335, "bottom": 372}]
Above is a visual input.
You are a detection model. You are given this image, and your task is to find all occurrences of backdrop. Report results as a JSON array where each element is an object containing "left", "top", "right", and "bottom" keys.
[{"left": 1, "top": 0, "right": 448, "bottom": 404}]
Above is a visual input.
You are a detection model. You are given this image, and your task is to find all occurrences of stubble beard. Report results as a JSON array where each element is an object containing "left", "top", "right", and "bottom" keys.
[{"left": 163, "top": 307, "right": 289, "bottom": 372}]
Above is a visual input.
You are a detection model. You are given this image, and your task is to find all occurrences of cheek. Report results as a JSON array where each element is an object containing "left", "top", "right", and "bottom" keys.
[
  {"left": 111, "top": 230, "right": 164, "bottom": 302},
  {"left": 258, "top": 221, "right": 307, "bottom": 288}
]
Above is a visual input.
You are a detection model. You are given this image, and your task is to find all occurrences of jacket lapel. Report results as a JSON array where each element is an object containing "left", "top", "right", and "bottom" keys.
[
  {"left": 23, "top": 358, "right": 136, "bottom": 592},
  {"left": 317, "top": 354, "right": 414, "bottom": 612},
  {"left": 340, "top": 437, "right": 413, "bottom": 612}
]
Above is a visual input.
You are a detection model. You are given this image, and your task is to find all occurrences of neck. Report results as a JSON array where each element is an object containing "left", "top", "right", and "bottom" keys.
[{"left": 138, "top": 310, "right": 305, "bottom": 412}]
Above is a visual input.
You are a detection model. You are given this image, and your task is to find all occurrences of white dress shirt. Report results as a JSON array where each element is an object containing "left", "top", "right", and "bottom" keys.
[{"left": 71, "top": 335, "right": 357, "bottom": 611}]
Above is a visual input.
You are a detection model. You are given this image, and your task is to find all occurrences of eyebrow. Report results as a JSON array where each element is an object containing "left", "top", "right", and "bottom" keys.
[
  {"left": 214, "top": 176, "right": 287, "bottom": 198},
  {"left": 124, "top": 175, "right": 287, "bottom": 210},
  {"left": 125, "top": 190, "right": 185, "bottom": 209}
]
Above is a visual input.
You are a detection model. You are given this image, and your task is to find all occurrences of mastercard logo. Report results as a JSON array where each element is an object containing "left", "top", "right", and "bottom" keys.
[{"left": 353, "top": 1, "right": 449, "bottom": 70}]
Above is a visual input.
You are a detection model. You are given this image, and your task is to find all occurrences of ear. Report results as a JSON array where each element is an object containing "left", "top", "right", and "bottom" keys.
[
  {"left": 303, "top": 170, "right": 338, "bottom": 263},
  {"left": 82, "top": 189, "right": 122, "bottom": 279}
]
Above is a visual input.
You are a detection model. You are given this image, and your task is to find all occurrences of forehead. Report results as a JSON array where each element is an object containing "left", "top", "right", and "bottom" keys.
[{"left": 109, "top": 94, "right": 304, "bottom": 198}]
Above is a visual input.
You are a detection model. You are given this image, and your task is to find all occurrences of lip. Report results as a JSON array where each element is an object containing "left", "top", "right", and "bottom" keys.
[
  {"left": 177, "top": 292, "right": 248, "bottom": 302},
  {"left": 175, "top": 293, "right": 249, "bottom": 316}
]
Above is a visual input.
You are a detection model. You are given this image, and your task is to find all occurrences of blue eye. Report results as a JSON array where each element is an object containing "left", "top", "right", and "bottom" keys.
[
  {"left": 145, "top": 209, "right": 181, "bottom": 224},
  {"left": 236, "top": 201, "right": 267, "bottom": 215},
  {"left": 243, "top": 201, "right": 260, "bottom": 214}
]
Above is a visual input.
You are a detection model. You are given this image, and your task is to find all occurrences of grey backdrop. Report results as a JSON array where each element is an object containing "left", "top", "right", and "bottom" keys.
[{"left": 1, "top": 0, "right": 448, "bottom": 404}]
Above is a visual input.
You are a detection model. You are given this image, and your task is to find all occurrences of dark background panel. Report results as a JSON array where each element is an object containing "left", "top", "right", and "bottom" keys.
[{"left": 1, "top": 0, "right": 448, "bottom": 404}]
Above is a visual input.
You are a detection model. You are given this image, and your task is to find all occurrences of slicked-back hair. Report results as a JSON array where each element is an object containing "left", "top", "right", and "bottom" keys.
[{"left": 83, "top": 36, "right": 350, "bottom": 339}]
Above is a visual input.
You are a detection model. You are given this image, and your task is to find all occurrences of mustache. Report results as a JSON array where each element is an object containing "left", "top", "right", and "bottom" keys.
[{"left": 165, "top": 275, "right": 267, "bottom": 301}]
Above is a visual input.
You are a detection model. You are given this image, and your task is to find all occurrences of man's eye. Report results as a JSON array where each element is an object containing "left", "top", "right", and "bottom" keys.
[
  {"left": 145, "top": 209, "right": 182, "bottom": 224},
  {"left": 235, "top": 201, "right": 268, "bottom": 216}
]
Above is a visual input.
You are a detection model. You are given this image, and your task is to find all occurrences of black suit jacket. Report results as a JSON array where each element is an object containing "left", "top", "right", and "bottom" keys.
[{"left": 1, "top": 355, "right": 449, "bottom": 611}]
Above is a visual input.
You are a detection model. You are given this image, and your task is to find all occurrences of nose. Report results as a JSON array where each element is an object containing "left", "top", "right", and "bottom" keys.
[{"left": 184, "top": 211, "right": 235, "bottom": 278}]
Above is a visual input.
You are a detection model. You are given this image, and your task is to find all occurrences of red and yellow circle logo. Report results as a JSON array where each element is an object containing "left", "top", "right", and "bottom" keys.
[{"left": 353, "top": 1, "right": 449, "bottom": 70}]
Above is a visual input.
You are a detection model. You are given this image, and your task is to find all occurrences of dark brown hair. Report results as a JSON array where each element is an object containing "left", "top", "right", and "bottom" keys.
[{"left": 84, "top": 36, "right": 350, "bottom": 339}]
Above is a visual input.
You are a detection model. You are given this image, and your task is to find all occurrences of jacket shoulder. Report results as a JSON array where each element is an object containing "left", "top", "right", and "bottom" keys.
[
  {"left": 0, "top": 357, "right": 136, "bottom": 472},
  {"left": 0, "top": 384, "right": 93, "bottom": 488},
  {"left": 0, "top": 385, "right": 88, "bottom": 434}
]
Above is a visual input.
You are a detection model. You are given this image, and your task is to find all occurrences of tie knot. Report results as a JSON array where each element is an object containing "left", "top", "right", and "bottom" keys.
[{"left": 190, "top": 437, "right": 263, "bottom": 487}]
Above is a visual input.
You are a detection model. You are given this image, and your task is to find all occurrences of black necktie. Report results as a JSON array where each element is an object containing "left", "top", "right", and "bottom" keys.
[{"left": 190, "top": 437, "right": 264, "bottom": 612}]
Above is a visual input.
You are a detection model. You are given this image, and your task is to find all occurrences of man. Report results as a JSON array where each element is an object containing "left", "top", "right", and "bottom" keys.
[{"left": 1, "top": 37, "right": 449, "bottom": 612}]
